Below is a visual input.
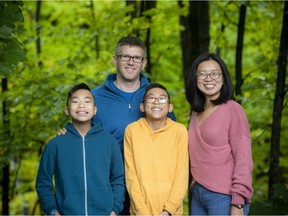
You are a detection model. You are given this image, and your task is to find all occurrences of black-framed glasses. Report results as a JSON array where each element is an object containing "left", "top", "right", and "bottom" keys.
[
  {"left": 116, "top": 55, "right": 145, "bottom": 63},
  {"left": 144, "top": 96, "right": 169, "bottom": 104},
  {"left": 196, "top": 70, "right": 222, "bottom": 80}
]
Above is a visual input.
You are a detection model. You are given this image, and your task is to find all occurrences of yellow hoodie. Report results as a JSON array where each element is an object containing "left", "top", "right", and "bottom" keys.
[{"left": 124, "top": 118, "right": 188, "bottom": 215}]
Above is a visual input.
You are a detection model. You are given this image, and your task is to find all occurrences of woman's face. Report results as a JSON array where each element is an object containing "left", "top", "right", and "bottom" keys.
[{"left": 196, "top": 59, "right": 224, "bottom": 101}]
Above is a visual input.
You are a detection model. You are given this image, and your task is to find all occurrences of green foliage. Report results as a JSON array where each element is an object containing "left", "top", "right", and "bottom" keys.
[
  {"left": 250, "top": 184, "right": 288, "bottom": 214},
  {"left": 0, "top": 1, "right": 287, "bottom": 214},
  {"left": 0, "top": 1, "right": 26, "bottom": 77}
]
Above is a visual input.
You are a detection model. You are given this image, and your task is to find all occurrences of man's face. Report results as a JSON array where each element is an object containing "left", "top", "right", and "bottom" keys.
[{"left": 113, "top": 45, "right": 147, "bottom": 83}]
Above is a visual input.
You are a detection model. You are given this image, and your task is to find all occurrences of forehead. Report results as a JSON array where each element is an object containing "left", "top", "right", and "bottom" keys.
[
  {"left": 146, "top": 87, "right": 168, "bottom": 96},
  {"left": 197, "top": 59, "right": 221, "bottom": 71},
  {"left": 119, "top": 45, "right": 144, "bottom": 56},
  {"left": 70, "top": 89, "right": 93, "bottom": 99}
]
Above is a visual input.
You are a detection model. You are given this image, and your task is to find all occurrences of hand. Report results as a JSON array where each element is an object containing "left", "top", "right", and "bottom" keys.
[
  {"left": 158, "top": 211, "right": 169, "bottom": 216},
  {"left": 57, "top": 128, "right": 67, "bottom": 135},
  {"left": 110, "top": 211, "right": 116, "bottom": 216},
  {"left": 230, "top": 205, "right": 244, "bottom": 215}
]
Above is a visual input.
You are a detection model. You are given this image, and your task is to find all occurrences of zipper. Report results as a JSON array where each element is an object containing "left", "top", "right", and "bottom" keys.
[
  {"left": 128, "top": 103, "right": 131, "bottom": 109},
  {"left": 82, "top": 137, "right": 88, "bottom": 216}
]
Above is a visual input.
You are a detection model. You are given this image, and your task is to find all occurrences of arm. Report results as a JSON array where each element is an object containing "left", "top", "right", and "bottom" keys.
[
  {"left": 35, "top": 143, "right": 59, "bottom": 215},
  {"left": 163, "top": 126, "right": 189, "bottom": 214},
  {"left": 229, "top": 103, "right": 253, "bottom": 205},
  {"left": 110, "top": 139, "right": 125, "bottom": 214},
  {"left": 124, "top": 126, "right": 150, "bottom": 215}
]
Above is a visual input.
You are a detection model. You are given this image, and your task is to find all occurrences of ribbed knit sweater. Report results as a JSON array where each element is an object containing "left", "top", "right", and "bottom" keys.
[
  {"left": 124, "top": 118, "right": 188, "bottom": 215},
  {"left": 188, "top": 100, "right": 253, "bottom": 205}
]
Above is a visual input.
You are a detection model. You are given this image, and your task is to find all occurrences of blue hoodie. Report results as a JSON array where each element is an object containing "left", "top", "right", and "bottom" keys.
[
  {"left": 91, "top": 73, "right": 175, "bottom": 154},
  {"left": 36, "top": 121, "right": 125, "bottom": 215}
]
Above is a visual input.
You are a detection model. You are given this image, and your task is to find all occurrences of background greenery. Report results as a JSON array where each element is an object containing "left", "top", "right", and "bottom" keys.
[{"left": 0, "top": 0, "right": 287, "bottom": 215}]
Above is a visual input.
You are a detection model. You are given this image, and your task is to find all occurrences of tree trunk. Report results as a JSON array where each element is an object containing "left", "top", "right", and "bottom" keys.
[
  {"left": 268, "top": 1, "right": 288, "bottom": 200},
  {"left": 235, "top": 5, "right": 246, "bottom": 98},
  {"left": 178, "top": 0, "right": 210, "bottom": 87},
  {"left": 143, "top": 1, "right": 156, "bottom": 77},
  {"left": 1, "top": 78, "right": 9, "bottom": 215}
]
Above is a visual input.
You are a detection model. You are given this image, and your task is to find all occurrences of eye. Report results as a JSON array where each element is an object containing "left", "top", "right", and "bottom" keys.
[
  {"left": 159, "top": 97, "right": 168, "bottom": 103},
  {"left": 121, "top": 55, "right": 130, "bottom": 60}
]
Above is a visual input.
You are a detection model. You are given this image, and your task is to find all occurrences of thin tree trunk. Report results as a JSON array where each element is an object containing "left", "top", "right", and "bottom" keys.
[
  {"left": 143, "top": 1, "right": 156, "bottom": 77},
  {"left": 1, "top": 78, "right": 9, "bottom": 215},
  {"left": 235, "top": 5, "right": 246, "bottom": 98},
  {"left": 268, "top": 1, "right": 288, "bottom": 200}
]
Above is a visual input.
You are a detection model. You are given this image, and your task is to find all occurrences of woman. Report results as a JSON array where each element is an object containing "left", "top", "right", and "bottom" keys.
[{"left": 185, "top": 53, "right": 253, "bottom": 215}]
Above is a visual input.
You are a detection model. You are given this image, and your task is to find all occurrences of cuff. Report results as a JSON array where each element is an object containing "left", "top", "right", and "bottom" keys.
[{"left": 231, "top": 194, "right": 245, "bottom": 205}]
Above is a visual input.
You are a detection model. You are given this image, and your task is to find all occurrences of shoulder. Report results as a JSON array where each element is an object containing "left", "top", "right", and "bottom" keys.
[
  {"left": 91, "top": 84, "right": 105, "bottom": 96},
  {"left": 167, "top": 118, "right": 187, "bottom": 132},
  {"left": 221, "top": 100, "right": 245, "bottom": 113}
]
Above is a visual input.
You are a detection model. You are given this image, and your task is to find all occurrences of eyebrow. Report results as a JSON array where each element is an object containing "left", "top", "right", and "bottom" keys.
[{"left": 71, "top": 96, "right": 93, "bottom": 100}]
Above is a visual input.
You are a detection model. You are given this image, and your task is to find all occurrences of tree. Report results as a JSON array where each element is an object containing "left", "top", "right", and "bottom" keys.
[
  {"left": 268, "top": 0, "right": 288, "bottom": 201},
  {"left": 178, "top": 0, "right": 210, "bottom": 87},
  {"left": 235, "top": 4, "right": 246, "bottom": 97},
  {"left": 0, "top": 1, "right": 25, "bottom": 215}
]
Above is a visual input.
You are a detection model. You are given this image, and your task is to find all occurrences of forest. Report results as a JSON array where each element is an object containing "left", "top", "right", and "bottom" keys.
[{"left": 0, "top": 0, "right": 288, "bottom": 215}]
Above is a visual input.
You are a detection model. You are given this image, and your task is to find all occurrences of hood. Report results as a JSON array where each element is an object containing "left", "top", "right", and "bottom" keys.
[{"left": 65, "top": 121, "right": 103, "bottom": 137}]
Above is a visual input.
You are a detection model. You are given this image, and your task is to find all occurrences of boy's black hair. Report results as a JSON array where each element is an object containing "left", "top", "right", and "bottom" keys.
[
  {"left": 143, "top": 83, "right": 170, "bottom": 101},
  {"left": 115, "top": 36, "right": 146, "bottom": 57},
  {"left": 185, "top": 53, "right": 235, "bottom": 113},
  {"left": 66, "top": 83, "right": 92, "bottom": 106}
]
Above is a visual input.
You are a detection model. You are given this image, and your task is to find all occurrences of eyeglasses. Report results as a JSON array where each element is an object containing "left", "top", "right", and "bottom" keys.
[
  {"left": 144, "top": 96, "right": 169, "bottom": 104},
  {"left": 196, "top": 71, "right": 222, "bottom": 80},
  {"left": 116, "top": 55, "right": 145, "bottom": 63}
]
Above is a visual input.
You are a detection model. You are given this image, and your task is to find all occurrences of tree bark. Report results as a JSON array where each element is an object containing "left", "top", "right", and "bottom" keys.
[
  {"left": 235, "top": 5, "right": 246, "bottom": 98},
  {"left": 178, "top": 0, "right": 210, "bottom": 87},
  {"left": 268, "top": 1, "right": 288, "bottom": 200},
  {"left": 1, "top": 78, "right": 9, "bottom": 215},
  {"left": 143, "top": 1, "right": 156, "bottom": 77}
]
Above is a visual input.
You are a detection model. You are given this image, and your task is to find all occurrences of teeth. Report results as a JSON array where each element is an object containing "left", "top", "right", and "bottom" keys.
[
  {"left": 204, "top": 84, "right": 214, "bottom": 89},
  {"left": 152, "top": 108, "right": 161, "bottom": 111}
]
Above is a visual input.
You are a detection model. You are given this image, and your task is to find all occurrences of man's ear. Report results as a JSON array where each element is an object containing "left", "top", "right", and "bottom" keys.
[
  {"left": 141, "top": 59, "right": 147, "bottom": 70},
  {"left": 168, "top": 103, "right": 174, "bottom": 113},
  {"left": 64, "top": 107, "right": 69, "bottom": 116},
  {"left": 140, "top": 103, "right": 145, "bottom": 112},
  {"left": 112, "top": 55, "right": 117, "bottom": 66}
]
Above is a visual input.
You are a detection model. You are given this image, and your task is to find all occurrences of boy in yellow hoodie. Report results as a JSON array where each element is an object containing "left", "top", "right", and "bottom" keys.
[{"left": 124, "top": 83, "right": 188, "bottom": 216}]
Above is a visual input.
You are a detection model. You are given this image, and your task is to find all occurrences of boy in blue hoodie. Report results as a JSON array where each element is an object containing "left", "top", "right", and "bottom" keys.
[{"left": 36, "top": 83, "right": 125, "bottom": 216}]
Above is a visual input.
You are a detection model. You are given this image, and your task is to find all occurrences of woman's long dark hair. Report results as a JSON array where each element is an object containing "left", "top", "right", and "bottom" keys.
[{"left": 185, "top": 53, "right": 235, "bottom": 113}]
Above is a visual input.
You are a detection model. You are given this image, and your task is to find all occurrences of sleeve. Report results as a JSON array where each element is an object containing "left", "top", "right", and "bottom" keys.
[
  {"left": 35, "top": 142, "right": 59, "bottom": 215},
  {"left": 124, "top": 126, "right": 150, "bottom": 215},
  {"left": 164, "top": 126, "right": 189, "bottom": 214},
  {"left": 229, "top": 103, "right": 254, "bottom": 204},
  {"left": 110, "top": 138, "right": 125, "bottom": 214}
]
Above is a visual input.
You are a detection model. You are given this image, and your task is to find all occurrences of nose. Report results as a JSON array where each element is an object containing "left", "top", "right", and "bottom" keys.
[
  {"left": 78, "top": 101, "right": 85, "bottom": 108},
  {"left": 153, "top": 98, "right": 161, "bottom": 104},
  {"left": 204, "top": 73, "right": 213, "bottom": 80}
]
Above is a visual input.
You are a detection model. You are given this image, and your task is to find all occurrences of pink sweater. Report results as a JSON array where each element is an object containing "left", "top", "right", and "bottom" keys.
[{"left": 188, "top": 100, "right": 253, "bottom": 204}]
